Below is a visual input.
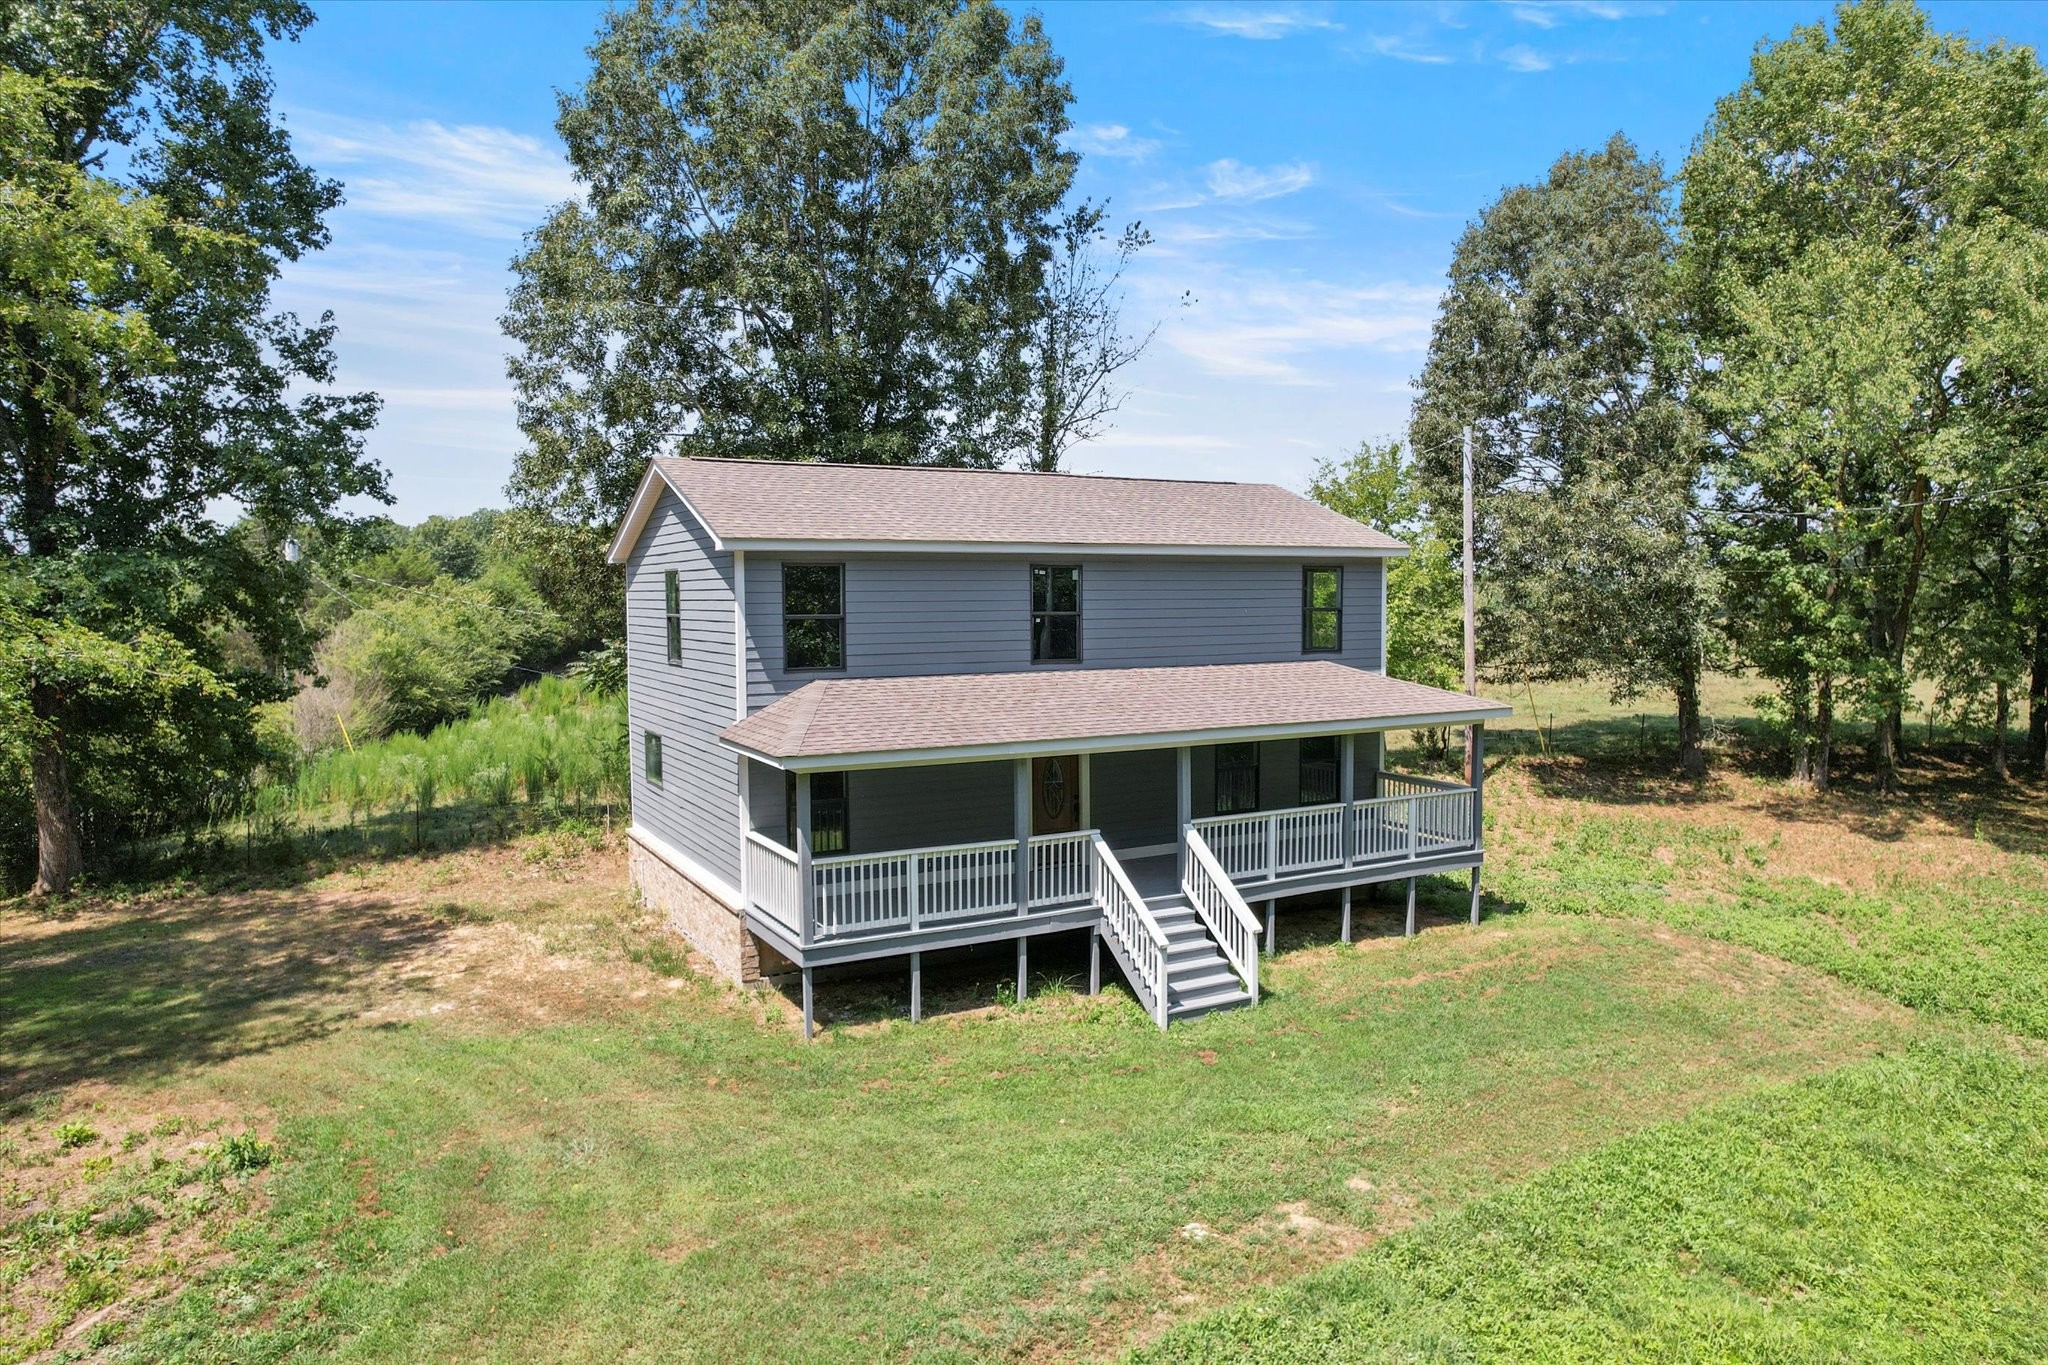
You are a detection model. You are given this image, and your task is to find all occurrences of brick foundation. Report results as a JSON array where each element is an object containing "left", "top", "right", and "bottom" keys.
[{"left": 629, "top": 833, "right": 793, "bottom": 985}]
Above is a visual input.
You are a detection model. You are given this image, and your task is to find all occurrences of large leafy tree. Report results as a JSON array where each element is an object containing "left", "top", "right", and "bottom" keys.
[
  {"left": 1412, "top": 135, "right": 1720, "bottom": 776},
  {"left": 503, "top": 0, "right": 1078, "bottom": 530},
  {"left": 1681, "top": 0, "right": 2048, "bottom": 791},
  {"left": 0, "top": 2, "right": 383, "bottom": 893}
]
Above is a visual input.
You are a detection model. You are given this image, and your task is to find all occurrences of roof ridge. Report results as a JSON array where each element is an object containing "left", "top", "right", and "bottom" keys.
[
  {"left": 782, "top": 681, "right": 827, "bottom": 752},
  {"left": 662, "top": 454, "right": 1250, "bottom": 488}
]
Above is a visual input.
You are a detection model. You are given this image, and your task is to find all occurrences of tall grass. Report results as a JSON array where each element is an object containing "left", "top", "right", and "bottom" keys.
[{"left": 278, "top": 674, "right": 629, "bottom": 856}]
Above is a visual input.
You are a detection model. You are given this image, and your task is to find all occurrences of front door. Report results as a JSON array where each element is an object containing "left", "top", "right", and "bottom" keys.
[{"left": 1032, "top": 755, "right": 1081, "bottom": 835}]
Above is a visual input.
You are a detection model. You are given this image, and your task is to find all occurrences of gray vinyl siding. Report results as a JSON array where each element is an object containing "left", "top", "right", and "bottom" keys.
[
  {"left": 744, "top": 554, "right": 1385, "bottom": 707},
  {"left": 1093, "top": 748, "right": 1176, "bottom": 849},
  {"left": 849, "top": 762, "right": 1012, "bottom": 853},
  {"left": 625, "top": 489, "right": 741, "bottom": 888}
]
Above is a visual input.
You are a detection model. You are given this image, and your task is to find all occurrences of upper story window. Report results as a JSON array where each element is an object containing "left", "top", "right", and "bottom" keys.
[
  {"left": 1214, "top": 742, "right": 1260, "bottom": 815},
  {"left": 783, "top": 564, "right": 844, "bottom": 671},
  {"left": 664, "top": 570, "right": 682, "bottom": 662},
  {"left": 1302, "top": 566, "right": 1342, "bottom": 653},
  {"left": 1031, "top": 564, "right": 1081, "bottom": 663}
]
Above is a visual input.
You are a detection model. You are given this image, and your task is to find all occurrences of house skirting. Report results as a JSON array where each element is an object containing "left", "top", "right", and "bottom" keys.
[{"left": 628, "top": 830, "right": 794, "bottom": 986}]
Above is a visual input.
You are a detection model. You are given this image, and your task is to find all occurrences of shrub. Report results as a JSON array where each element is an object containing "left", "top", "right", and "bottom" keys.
[{"left": 55, "top": 1121, "right": 98, "bottom": 1150}]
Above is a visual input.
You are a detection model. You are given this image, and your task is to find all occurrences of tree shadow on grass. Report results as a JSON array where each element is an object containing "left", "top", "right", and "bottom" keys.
[{"left": 0, "top": 888, "right": 458, "bottom": 1117}]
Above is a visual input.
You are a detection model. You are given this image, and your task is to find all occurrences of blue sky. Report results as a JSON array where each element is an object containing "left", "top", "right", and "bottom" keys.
[{"left": 266, "top": 0, "right": 2048, "bottom": 521}]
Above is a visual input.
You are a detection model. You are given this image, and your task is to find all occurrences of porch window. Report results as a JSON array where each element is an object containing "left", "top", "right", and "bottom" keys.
[
  {"left": 644, "top": 731, "right": 663, "bottom": 786},
  {"left": 1303, "top": 566, "right": 1342, "bottom": 653},
  {"left": 1030, "top": 564, "right": 1081, "bottom": 662},
  {"left": 783, "top": 564, "right": 844, "bottom": 671},
  {"left": 1214, "top": 742, "right": 1260, "bottom": 815},
  {"left": 1299, "top": 735, "right": 1339, "bottom": 804},
  {"left": 664, "top": 570, "right": 682, "bottom": 662},
  {"left": 785, "top": 771, "right": 850, "bottom": 855}
]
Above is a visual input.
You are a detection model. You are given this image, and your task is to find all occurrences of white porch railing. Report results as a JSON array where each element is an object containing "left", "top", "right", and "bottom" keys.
[
  {"left": 746, "top": 828, "right": 1105, "bottom": 944},
  {"left": 1183, "top": 827, "right": 1260, "bottom": 1003},
  {"left": 1190, "top": 776, "right": 1478, "bottom": 884},
  {"left": 1092, "top": 833, "right": 1170, "bottom": 1030},
  {"left": 744, "top": 832, "right": 802, "bottom": 937}
]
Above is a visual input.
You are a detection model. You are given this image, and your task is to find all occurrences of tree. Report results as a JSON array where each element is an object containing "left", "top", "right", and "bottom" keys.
[
  {"left": 1680, "top": 0, "right": 2048, "bottom": 792},
  {"left": 0, "top": 4, "right": 383, "bottom": 893},
  {"left": 1019, "top": 199, "right": 1165, "bottom": 472},
  {"left": 1411, "top": 135, "right": 1721, "bottom": 776},
  {"left": 1309, "top": 440, "right": 1460, "bottom": 692},
  {"left": 502, "top": 0, "right": 1079, "bottom": 532}
]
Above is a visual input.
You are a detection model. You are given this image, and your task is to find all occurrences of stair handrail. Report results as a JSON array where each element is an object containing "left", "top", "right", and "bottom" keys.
[
  {"left": 1182, "top": 826, "right": 1261, "bottom": 1004},
  {"left": 1090, "top": 834, "right": 1171, "bottom": 1030}
]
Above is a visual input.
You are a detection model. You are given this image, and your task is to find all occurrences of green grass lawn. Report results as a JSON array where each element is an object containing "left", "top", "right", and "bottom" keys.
[{"left": 7, "top": 685, "right": 2047, "bottom": 1362}]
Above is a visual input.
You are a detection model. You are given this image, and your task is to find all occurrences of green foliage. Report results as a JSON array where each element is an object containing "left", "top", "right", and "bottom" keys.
[
  {"left": 567, "top": 639, "right": 627, "bottom": 698},
  {"left": 1309, "top": 441, "right": 1460, "bottom": 693},
  {"left": 0, "top": 2, "right": 386, "bottom": 894},
  {"left": 1680, "top": 0, "right": 2048, "bottom": 790},
  {"left": 503, "top": 0, "right": 1081, "bottom": 528},
  {"left": 54, "top": 1121, "right": 96, "bottom": 1150},
  {"left": 1410, "top": 134, "right": 1719, "bottom": 775},
  {"left": 212, "top": 1134, "right": 274, "bottom": 1175}
]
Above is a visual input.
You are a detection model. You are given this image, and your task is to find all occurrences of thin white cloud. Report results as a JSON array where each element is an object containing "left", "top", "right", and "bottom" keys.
[
  {"left": 1204, "top": 158, "right": 1316, "bottom": 202},
  {"left": 1150, "top": 277, "right": 1440, "bottom": 385},
  {"left": 1169, "top": 4, "right": 1341, "bottom": 39},
  {"left": 294, "top": 113, "right": 577, "bottom": 237},
  {"left": 1066, "top": 122, "right": 1162, "bottom": 160},
  {"left": 1498, "top": 44, "right": 1554, "bottom": 72},
  {"left": 1509, "top": 5, "right": 1561, "bottom": 28},
  {"left": 1364, "top": 33, "right": 1455, "bottom": 65}
]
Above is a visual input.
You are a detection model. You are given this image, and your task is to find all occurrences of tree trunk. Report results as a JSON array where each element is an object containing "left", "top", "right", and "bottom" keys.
[
  {"left": 1811, "top": 672, "right": 1834, "bottom": 793},
  {"left": 31, "top": 686, "right": 83, "bottom": 897},
  {"left": 1872, "top": 699, "right": 1900, "bottom": 795},
  {"left": 2030, "top": 618, "right": 2047, "bottom": 780},
  {"left": 1674, "top": 664, "right": 1706, "bottom": 779},
  {"left": 1789, "top": 670, "right": 1815, "bottom": 786},
  {"left": 1993, "top": 680, "right": 2010, "bottom": 782}
]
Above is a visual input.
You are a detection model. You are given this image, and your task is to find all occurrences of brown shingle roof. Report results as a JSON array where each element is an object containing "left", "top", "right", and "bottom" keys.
[
  {"left": 721, "top": 662, "right": 1510, "bottom": 765},
  {"left": 644, "top": 457, "right": 1406, "bottom": 554}
]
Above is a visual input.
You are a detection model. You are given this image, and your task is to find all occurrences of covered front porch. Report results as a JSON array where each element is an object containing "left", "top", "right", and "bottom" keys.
[{"left": 721, "top": 661, "right": 1512, "bottom": 1032}]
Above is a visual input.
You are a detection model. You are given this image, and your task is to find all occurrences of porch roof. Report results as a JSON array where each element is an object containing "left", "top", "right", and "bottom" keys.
[{"left": 720, "top": 661, "right": 1512, "bottom": 770}]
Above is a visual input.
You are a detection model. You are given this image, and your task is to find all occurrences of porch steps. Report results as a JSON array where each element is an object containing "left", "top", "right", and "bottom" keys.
[{"left": 1145, "top": 897, "right": 1255, "bottom": 1021}]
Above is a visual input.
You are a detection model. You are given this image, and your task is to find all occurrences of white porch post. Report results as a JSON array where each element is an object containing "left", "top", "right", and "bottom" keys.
[
  {"left": 1175, "top": 746, "right": 1193, "bottom": 881},
  {"left": 1341, "top": 887, "right": 1352, "bottom": 943},
  {"left": 1338, "top": 733, "right": 1355, "bottom": 865},
  {"left": 910, "top": 952, "right": 922, "bottom": 1023},
  {"left": 795, "top": 770, "right": 814, "bottom": 946},
  {"left": 1013, "top": 758, "right": 1031, "bottom": 916},
  {"left": 1405, "top": 878, "right": 1418, "bottom": 937},
  {"left": 1264, "top": 898, "right": 1277, "bottom": 956},
  {"left": 737, "top": 756, "right": 752, "bottom": 907},
  {"left": 1472, "top": 723, "right": 1486, "bottom": 847}
]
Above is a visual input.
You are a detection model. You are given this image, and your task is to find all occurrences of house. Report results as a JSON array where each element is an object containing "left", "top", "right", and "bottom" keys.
[{"left": 606, "top": 457, "right": 1512, "bottom": 1032}]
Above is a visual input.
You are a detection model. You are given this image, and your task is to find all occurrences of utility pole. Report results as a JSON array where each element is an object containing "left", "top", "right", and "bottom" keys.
[{"left": 1462, "top": 424, "right": 1475, "bottom": 697}]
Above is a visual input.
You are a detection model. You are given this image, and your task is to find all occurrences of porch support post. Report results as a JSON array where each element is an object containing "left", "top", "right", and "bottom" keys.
[
  {"left": 1013, "top": 758, "right": 1031, "bottom": 916},
  {"left": 1016, "top": 936, "right": 1028, "bottom": 1002},
  {"left": 1469, "top": 868, "right": 1482, "bottom": 926},
  {"left": 1404, "top": 878, "right": 1418, "bottom": 937},
  {"left": 1079, "top": 753, "right": 1093, "bottom": 830},
  {"left": 1175, "top": 746, "right": 1193, "bottom": 881},
  {"left": 1089, "top": 931, "right": 1101, "bottom": 995},
  {"left": 1339, "top": 734, "right": 1355, "bottom": 865},
  {"left": 1264, "top": 898, "right": 1277, "bottom": 956},
  {"left": 910, "top": 952, "right": 922, "bottom": 1023},
  {"left": 1340, "top": 886, "right": 1352, "bottom": 943},
  {"left": 795, "top": 771, "right": 814, "bottom": 946},
  {"left": 1471, "top": 723, "right": 1486, "bottom": 848},
  {"left": 737, "top": 756, "right": 752, "bottom": 906},
  {"left": 801, "top": 966, "right": 815, "bottom": 1040}
]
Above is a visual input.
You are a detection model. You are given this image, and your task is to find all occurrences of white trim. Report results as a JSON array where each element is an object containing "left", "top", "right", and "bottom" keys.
[
  {"left": 722, "top": 704, "right": 1515, "bottom": 772},
  {"left": 1377, "top": 559, "right": 1389, "bottom": 675},
  {"left": 732, "top": 549, "right": 747, "bottom": 721},
  {"left": 607, "top": 464, "right": 728, "bottom": 564},
  {"left": 722, "top": 537, "right": 1409, "bottom": 561},
  {"left": 629, "top": 823, "right": 743, "bottom": 911}
]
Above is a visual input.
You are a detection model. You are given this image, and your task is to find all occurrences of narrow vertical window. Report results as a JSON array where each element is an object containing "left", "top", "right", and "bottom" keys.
[
  {"left": 1030, "top": 564, "right": 1081, "bottom": 662},
  {"left": 785, "top": 771, "right": 850, "bottom": 855},
  {"left": 664, "top": 570, "right": 682, "bottom": 663},
  {"left": 1299, "top": 736, "right": 1339, "bottom": 804},
  {"left": 1303, "top": 566, "right": 1342, "bottom": 653},
  {"left": 1214, "top": 743, "right": 1260, "bottom": 815},
  {"left": 644, "top": 731, "right": 663, "bottom": 786},
  {"left": 783, "top": 564, "right": 844, "bottom": 671}
]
